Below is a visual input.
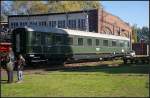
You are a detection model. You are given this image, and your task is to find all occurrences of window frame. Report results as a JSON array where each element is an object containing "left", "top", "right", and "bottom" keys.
[
  {"left": 87, "top": 38, "right": 92, "bottom": 46},
  {"left": 103, "top": 39, "right": 108, "bottom": 46},
  {"left": 78, "top": 37, "right": 83, "bottom": 46}
]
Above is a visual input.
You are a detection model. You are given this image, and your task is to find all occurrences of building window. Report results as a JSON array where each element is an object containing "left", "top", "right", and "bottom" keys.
[
  {"left": 22, "top": 22, "right": 24, "bottom": 26},
  {"left": 78, "top": 38, "right": 83, "bottom": 46},
  {"left": 68, "top": 20, "right": 76, "bottom": 29},
  {"left": 78, "top": 19, "right": 81, "bottom": 29},
  {"left": 41, "top": 21, "right": 46, "bottom": 26},
  {"left": 68, "top": 20, "right": 72, "bottom": 28},
  {"left": 72, "top": 20, "right": 76, "bottom": 29},
  {"left": 35, "top": 22, "right": 37, "bottom": 25},
  {"left": 78, "top": 19, "right": 86, "bottom": 30},
  {"left": 58, "top": 20, "right": 65, "bottom": 28},
  {"left": 62, "top": 20, "right": 65, "bottom": 28},
  {"left": 11, "top": 22, "right": 13, "bottom": 27},
  {"left": 25, "top": 22, "right": 27, "bottom": 25},
  {"left": 58, "top": 21, "right": 61, "bottom": 28},
  {"left": 20, "top": 22, "right": 22, "bottom": 26},
  {"left": 39, "top": 22, "right": 41, "bottom": 26},
  {"left": 87, "top": 39, "right": 92, "bottom": 46},
  {"left": 16, "top": 22, "right": 18, "bottom": 27},
  {"left": 44, "top": 21, "right": 46, "bottom": 26},
  {"left": 103, "top": 40, "right": 108, "bottom": 46},
  {"left": 49, "top": 21, "right": 52, "bottom": 27},
  {"left": 52, "top": 21, "right": 56, "bottom": 28},
  {"left": 30, "top": 22, "right": 32, "bottom": 25}
]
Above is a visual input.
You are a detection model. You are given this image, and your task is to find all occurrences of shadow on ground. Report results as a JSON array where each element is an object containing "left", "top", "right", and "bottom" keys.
[
  {"left": 23, "top": 61, "right": 150, "bottom": 74},
  {"left": 59, "top": 64, "right": 150, "bottom": 74}
]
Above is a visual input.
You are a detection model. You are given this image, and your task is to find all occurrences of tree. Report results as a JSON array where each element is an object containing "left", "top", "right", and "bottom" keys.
[
  {"left": 11, "top": 1, "right": 49, "bottom": 14},
  {"left": 47, "top": 1, "right": 101, "bottom": 13},
  {"left": 1, "top": 1, "right": 12, "bottom": 21},
  {"left": 1, "top": 1, "right": 101, "bottom": 15},
  {"left": 141, "top": 26, "right": 149, "bottom": 36},
  {"left": 131, "top": 25, "right": 138, "bottom": 43},
  {"left": 135, "top": 26, "right": 149, "bottom": 43},
  {"left": 9, "top": 1, "right": 101, "bottom": 15}
]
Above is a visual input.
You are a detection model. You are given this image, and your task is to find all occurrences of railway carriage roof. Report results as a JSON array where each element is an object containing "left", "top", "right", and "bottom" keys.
[{"left": 24, "top": 27, "right": 130, "bottom": 41}]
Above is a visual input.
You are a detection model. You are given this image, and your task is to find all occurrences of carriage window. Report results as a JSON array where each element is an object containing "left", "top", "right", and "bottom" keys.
[
  {"left": 11, "top": 23, "right": 13, "bottom": 27},
  {"left": 32, "top": 32, "right": 41, "bottom": 45},
  {"left": 54, "top": 35, "right": 63, "bottom": 45},
  {"left": 112, "top": 41, "right": 117, "bottom": 47},
  {"left": 78, "top": 38, "right": 83, "bottom": 46},
  {"left": 103, "top": 40, "right": 108, "bottom": 46},
  {"left": 87, "top": 39, "right": 92, "bottom": 46},
  {"left": 65, "top": 37, "right": 73, "bottom": 45},
  {"left": 96, "top": 39, "right": 99, "bottom": 46},
  {"left": 120, "top": 41, "right": 124, "bottom": 47},
  {"left": 124, "top": 41, "right": 128, "bottom": 48},
  {"left": 45, "top": 34, "right": 52, "bottom": 45},
  {"left": 32, "top": 46, "right": 42, "bottom": 52},
  {"left": 128, "top": 42, "right": 130, "bottom": 47}
]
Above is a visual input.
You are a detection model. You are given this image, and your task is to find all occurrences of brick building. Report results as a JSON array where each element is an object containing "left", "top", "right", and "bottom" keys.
[{"left": 8, "top": 9, "right": 132, "bottom": 38}]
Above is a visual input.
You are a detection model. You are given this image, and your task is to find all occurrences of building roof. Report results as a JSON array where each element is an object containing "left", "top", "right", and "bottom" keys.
[
  {"left": 8, "top": 9, "right": 98, "bottom": 17},
  {"left": 22, "top": 26, "right": 130, "bottom": 41}
]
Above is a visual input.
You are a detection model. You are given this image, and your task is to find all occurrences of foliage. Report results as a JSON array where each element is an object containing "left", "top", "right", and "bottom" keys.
[
  {"left": 1, "top": 1, "right": 12, "bottom": 22},
  {"left": 136, "top": 27, "right": 149, "bottom": 43},
  {"left": 47, "top": 1, "right": 101, "bottom": 13},
  {"left": 131, "top": 25, "right": 138, "bottom": 43},
  {"left": 131, "top": 25, "right": 149, "bottom": 43},
  {"left": 1, "top": 1, "right": 101, "bottom": 17}
]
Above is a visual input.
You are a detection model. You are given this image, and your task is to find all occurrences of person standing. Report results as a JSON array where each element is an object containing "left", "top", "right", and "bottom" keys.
[
  {"left": 6, "top": 47, "right": 15, "bottom": 83},
  {"left": 16, "top": 54, "right": 25, "bottom": 83}
]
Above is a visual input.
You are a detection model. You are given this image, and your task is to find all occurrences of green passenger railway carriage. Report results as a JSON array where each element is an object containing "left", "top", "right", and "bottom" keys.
[{"left": 12, "top": 27, "right": 130, "bottom": 65}]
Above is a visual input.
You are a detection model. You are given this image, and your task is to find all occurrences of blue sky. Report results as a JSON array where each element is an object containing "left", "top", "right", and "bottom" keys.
[{"left": 101, "top": 1, "right": 149, "bottom": 28}]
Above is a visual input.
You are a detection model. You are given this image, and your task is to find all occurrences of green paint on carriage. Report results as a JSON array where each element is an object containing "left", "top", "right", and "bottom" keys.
[{"left": 12, "top": 27, "right": 130, "bottom": 62}]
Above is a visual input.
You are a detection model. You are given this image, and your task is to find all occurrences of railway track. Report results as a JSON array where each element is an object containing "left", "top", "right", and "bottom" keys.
[{"left": 23, "top": 60, "right": 123, "bottom": 71}]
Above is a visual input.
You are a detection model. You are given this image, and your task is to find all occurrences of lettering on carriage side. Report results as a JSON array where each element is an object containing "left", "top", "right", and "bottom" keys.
[{"left": 96, "top": 48, "right": 100, "bottom": 51}]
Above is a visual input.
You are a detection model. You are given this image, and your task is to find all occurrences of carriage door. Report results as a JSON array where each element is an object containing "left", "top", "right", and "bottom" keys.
[{"left": 16, "top": 33, "right": 20, "bottom": 53}]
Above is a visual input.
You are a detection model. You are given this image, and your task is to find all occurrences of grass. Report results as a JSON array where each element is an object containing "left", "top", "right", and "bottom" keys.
[{"left": 1, "top": 60, "right": 149, "bottom": 97}]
